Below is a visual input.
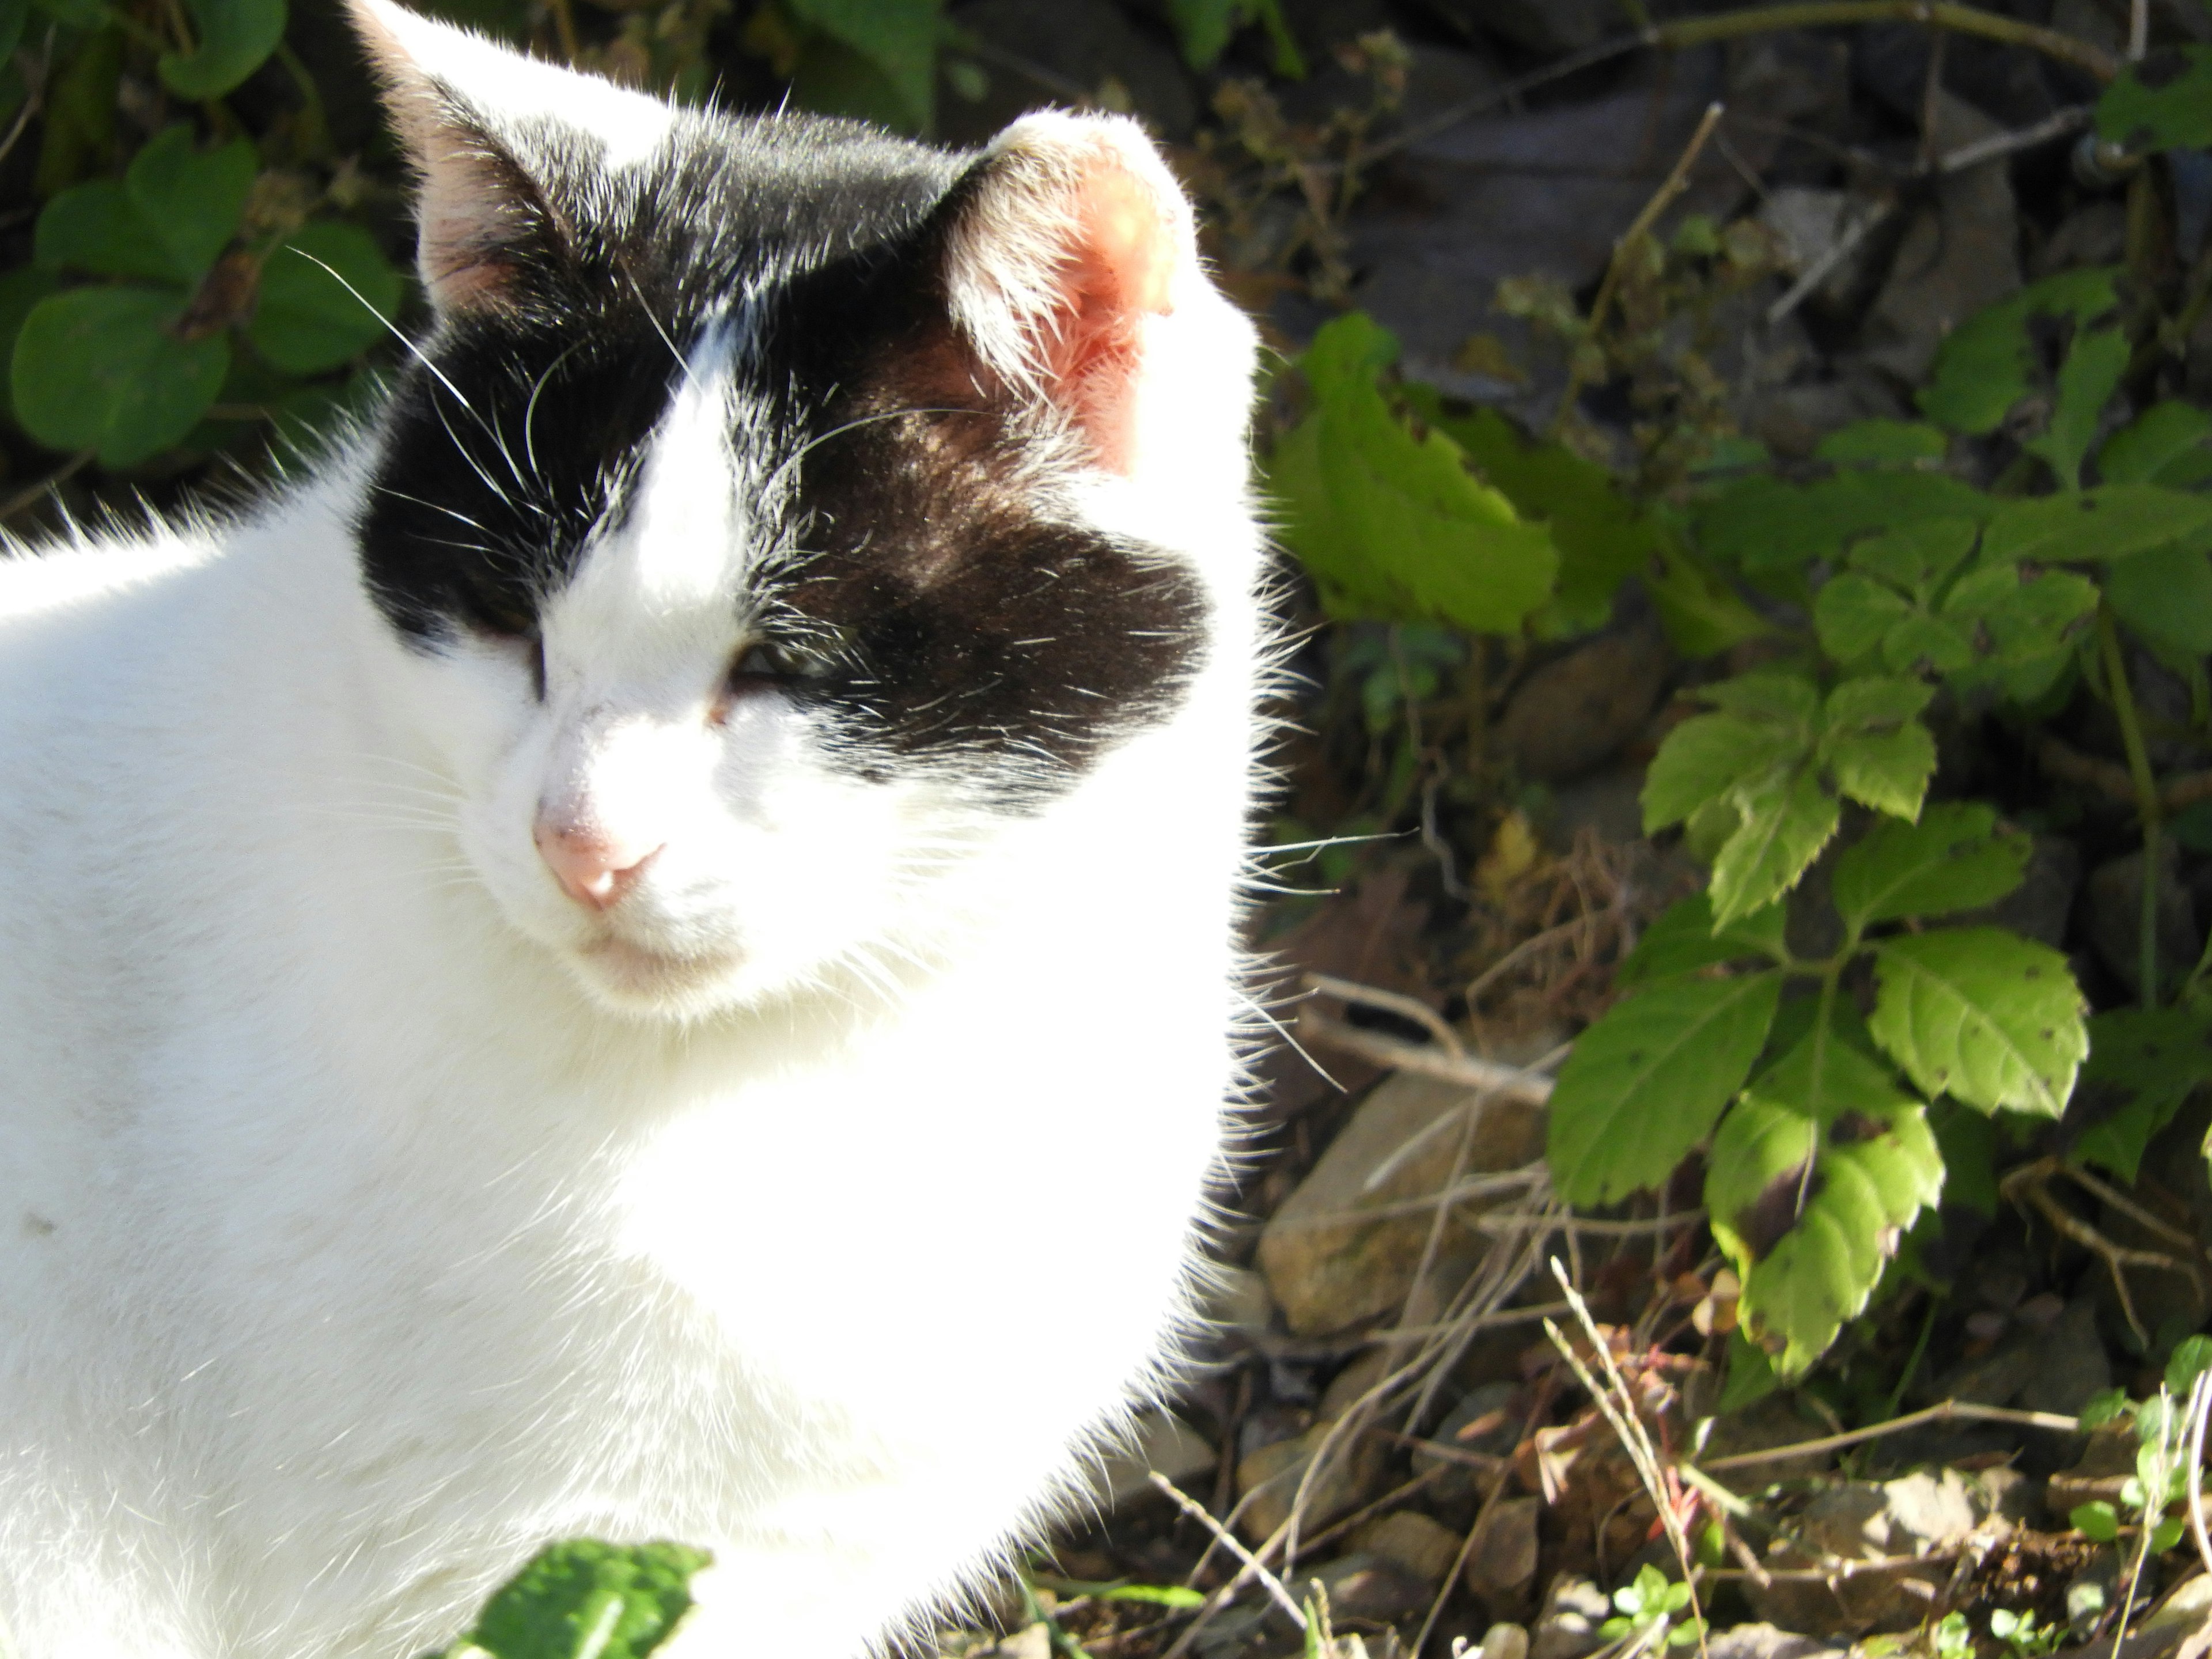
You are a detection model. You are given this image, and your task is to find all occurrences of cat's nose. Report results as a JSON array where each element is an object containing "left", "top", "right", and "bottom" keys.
[{"left": 533, "top": 820, "right": 662, "bottom": 911}]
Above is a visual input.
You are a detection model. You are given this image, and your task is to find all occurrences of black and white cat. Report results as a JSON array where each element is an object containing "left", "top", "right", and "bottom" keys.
[{"left": 0, "top": 5, "right": 1267, "bottom": 1654}]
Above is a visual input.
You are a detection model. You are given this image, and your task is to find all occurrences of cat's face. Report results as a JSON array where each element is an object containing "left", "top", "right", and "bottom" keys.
[{"left": 349, "top": 1, "right": 1255, "bottom": 1017}]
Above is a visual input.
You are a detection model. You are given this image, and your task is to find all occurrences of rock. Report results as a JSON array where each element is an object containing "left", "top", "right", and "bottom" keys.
[
  {"left": 1236, "top": 1419, "right": 1387, "bottom": 1543},
  {"left": 2032, "top": 203, "right": 2132, "bottom": 278},
  {"left": 1320, "top": 1350, "right": 1394, "bottom": 1422},
  {"left": 1747, "top": 1469, "right": 1988, "bottom": 1634},
  {"left": 1412, "top": 1381, "right": 1521, "bottom": 1500},
  {"left": 2084, "top": 846, "right": 2201, "bottom": 1002},
  {"left": 1748, "top": 366, "right": 1909, "bottom": 459},
  {"left": 1203, "top": 1265, "right": 1276, "bottom": 1339},
  {"left": 2018, "top": 1298, "right": 2113, "bottom": 1417},
  {"left": 1698, "top": 1395, "right": 1834, "bottom": 1491},
  {"left": 1529, "top": 1577, "right": 1612, "bottom": 1659},
  {"left": 1480, "top": 1623, "right": 1532, "bottom": 1659},
  {"left": 1257, "top": 1072, "right": 1546, "bottom": 1336},
  {"left": 1956, "top": 835, "right": 2081, "bottom": 950},
  {"left": 1306, "top": 1551, "right": 1435, "bottom": 1625},
  {"left": 1100, "top": 1410, "right": 1217, "bottom": 1506},
  {"left": 1862, "top": 90, "right": 2022, "bottom": 383},
  {"left": 1351, "top": 1510, "right": 1464, "bottom": 1588},
  {"left": 1703, "top": 1625, "right": 1847, "bottom": 1659},
  {"left": 1497, "top": 626, "right": 1671, "bottom": 784},
  {"left": 2047, "top": 1426, "right": 2138, "bottom": 1515},
  {"left": 1462, "top": 1496, "right": 1541, "bottom": 1602},
  {"left": 935, "top": 0, "right": 1196, "bottom": 147},
  {"left": 1760, "top": 188, "right": 1884, "bottom": 315},
  {"left": 1976, "top": 1464, "right": 2046, "bottom": 1528}
]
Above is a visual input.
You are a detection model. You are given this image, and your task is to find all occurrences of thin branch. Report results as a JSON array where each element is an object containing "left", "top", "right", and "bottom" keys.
[
  {"left": 0, "top": 451, "right": 91, "bottom": 522},
  {"left": 1306, "top": 972, "right": 1464, "bottom": 1059},
  {"left": 1297, "top": 1006, "right": 1556, "bottom": 1104},
  {"left": 1697, "top": 1400, "right": 2080, "bottom": 1471},
  {"left": 1147, "top": 1475, "right": 1308, "bottom": 1632}
]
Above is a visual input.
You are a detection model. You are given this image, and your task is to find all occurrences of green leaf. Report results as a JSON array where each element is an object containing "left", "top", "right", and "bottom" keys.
[
  {"left": 35, "top": 181, "right": 180, "bottom": 283},
  {"left": 2100, "top": 401, "right": 2212, "bottom": 488},
  {"left": 2070, "top": 1005, "right": 2212, "bottom": 1184},
  {"left": 1710, "top": 762, "right": 1838, "bottom": 923},
  {"left": 1816, "top": 419, "right": 1949, "bottom": 467},
  {"left": 1718, "top": 1328, "right": 1781, "bottom": 1411},
  {"left": 1641, "top": 713, "right": 1804, "bottom": 832},
  {"left": 159, "top": 0, "right": 286, "bottom": 98},
  {"left": 12, "top": 285, "right": 227, "bottom": 466},
  {"left": 1547, "top": 969, "right": 1784, "bottom": 1206},
  {"left": 1643, "top": 535, "right": 1770, "bottom": 657},
  {"left": 1821, "top": 676, "right": 1936, "bottom": 820},
  {"left": 2096, "top": 44, "right": 2212, "bottom": 151},
  {"left": 1831, "top": 803, "right": 2029, "bottom": 934},
  {"left": 2073, "top": 1501, "right": 2121, "bottom": 1543},
  {"left": 1696, "top": 470, "right": 1993, "bottom": 579},
  {"left": 0, "top": 0, "right": 27, "bottom": 59},
  {"left": 2107, "top": 543, "right": 2212, "bottom": 655},
  {"left": 1942, "top": 563, "right": 2100, "bottom": 700},
  {"left": 1707, "top": 1028, "right": 1941, "bottom": 1376},
  {"left": 0, "top": 266, "right": 56, "bottom": 422},
  {"left": 1815, "top": 573, "right": 1914, "bottom": 663},
  {"left": 1930, "top": 1098, "right": 1998, "bottom": 1214},
  {"left": 1615, "top": 893, "right": 1787, "bottom": 988},
  {"left": 1165, "top": 0, "right": 1237, "bottom": 67},
  {"left": 1869, "top": 929, "right": 2087, "bottom": 1116},
  {"left": 2027, "top": 324, "right": 2129, "bottom": 491},
  {"left": 1919, "top": 268, "right": 2121, "bottom": 436},
  {"left": 459, "top": 1540, "right": 710, "bottom": 1659},
  {"left": 249, "top": 221, "right": 402, "bottom": 374},
  {"left": 1274, "top": 316, "right": 1559, "bottom": 632},
  {"left": 788, "top": 0, "right": 939, "bottom": 130},
  {"left": 125, "top": 125, "right": 256, "bottom": 283},
  {"left": 1981, "top": 486, "right": 2212, "bottom": 566},
  {"left": 1848, "top": 517, "right": 1980, "bottom": 598},
  {"left": 2168, "top": 1335, "right": 2212, "bottom": 1395}
]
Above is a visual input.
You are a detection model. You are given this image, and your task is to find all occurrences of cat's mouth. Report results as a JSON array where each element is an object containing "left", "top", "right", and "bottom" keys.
[{"left": 573, "top": 931, "right": 738, "bottom": 1009}]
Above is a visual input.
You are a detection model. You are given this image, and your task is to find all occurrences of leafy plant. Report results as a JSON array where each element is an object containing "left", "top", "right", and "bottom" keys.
[
  {"left": 1597, "top": 1563, "right": 1703, "bottom": 1652},
  {"left": 1988, "top": 1609, "right": 2063, "bottom": 1659},
  {"left": 426, "top": 1541, "right": 711, "bottom": 1659}
]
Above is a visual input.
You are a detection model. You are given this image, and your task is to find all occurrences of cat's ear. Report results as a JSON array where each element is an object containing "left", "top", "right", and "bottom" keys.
[
  {"left": 345, "top": 0, "right": 672, "bottom": 316},
  {"left": 938, "top": 112, "right": 1200, "bottom": 476}
]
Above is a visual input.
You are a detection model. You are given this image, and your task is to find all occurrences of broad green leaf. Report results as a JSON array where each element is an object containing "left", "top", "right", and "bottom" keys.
[
  {"left": 1718, "top": 1327, "right": 1781, "bottom": 1412},
  {"left": 2107, "top": 543, "right": 2212, "bottom": 654},
  {"left": 2168, "top": 1335, "right": 2212, "bottom": 1395},
  {"left": 1744, "top": 1006, "right": 1914, "bottom": 1126},
  {"left": 2097, "top": 44, "right": 2212, "bottom": 150},
  {"left": 12, "top": 285, "right": 227, "bottom": 466},
  {"left": 1824, "top": 675, "right": 1933, "bottom": 731},
  {"left": 249, "top": 222, "right": 403, "bottom": 374},
  {"left": 1266, "top": 417, "right": 1402, "bottom": 615},
  {"left": 1847, "top": 517, "right": 1980, "bottom": 599},
  {"left": 0, "top": 266, "right": 56, "bottom": 421},
  {"left": 1881, "top": 607, "right": 1978, "bottom": 677},
  {"left": 1980, "top": 486, "right": 2212, "bottom": 565},
  {"left": 1700, "top": 668, "right": 1821, "bottom": 725},
  {"left": 1547, "top": 969, "right": 1783, "bottom": 1206},
  {"left": 1919, "top": 268, "right": 2120, "bottom": 435},
  {"left": 1931, "top": 1100, "right": 1998, "bottom": 1214},
  {"left": 1275, "top": 316, "right": 1558, "bottom": 632},
  {"left": 1816, "top": 419, "right": 1948, "bottom": 467},
  {"left": 160, "top": 0, "right": 286, "bottom": 98},
  {"left": 1707, "top": 1060, "right": 1941, "bottom": 1378},
  {"left": 1615, "top": 893, "right": 1787, "bottom": 987},
  {"left": 125, "top": 125, "right": 256, "bottom": 283},
  {"left": 1815, "top": 573, "right": 1913, "bottom": 662},
  {"left": 1165, "top": 0, "right": 1238, "bottom": 66},
  {"left": 0, "top": 0, "right": 26, "bottom": 59},
  {"left": 1831, "top": 803, "right": 2029, "bottom": 933},
  {"left": 1641, "top": 712, "right": 1805, "bottom": 831},
  {"left": 788, "top": 0, "right": 938, "bottom": 130},
  {"left": 2069, "top": 1006, "right": 2212, "bottom": 1184},
  {"left": 2075, "top": 1501, "right": 2123, "bottom": 1543},
  {"left": 456, "top": 1540, "right": 711, "bottom": 1659},
  {"left": 1410, "top": 393, "right": 1656, "bottom": 634},
  {"left": 1710, "top": 763, "right": 1838, "bottom": 923},
  {"left": 1696, "top": 470, "right": 1992, "bottom": 578},
  {"left": 1942, "top": 563, "right": 2099, "bottom": 700},
  {"left": 1644, "top": 538, "right": 1771, "bottom": 657},
  {"left": 1869, "top": 928, "right": 2086, "bottom": 1116},
  {"left": 34, "top": 181, "right": 180, "bottom": 283},
  {"left": 2100, "top": 401, "right": 2212, "bottom": 488},
  {"left": 1821, "top": 676, "right": 1936, "bottom": 820},
  {"left": 2027, "top": 324, "right": 2129, "bottom": 491}
]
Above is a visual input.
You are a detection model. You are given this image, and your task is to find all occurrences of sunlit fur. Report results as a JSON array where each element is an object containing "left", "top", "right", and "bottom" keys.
[{"left": 0, "top": 11, "right": 1270, "bottom": 1658}]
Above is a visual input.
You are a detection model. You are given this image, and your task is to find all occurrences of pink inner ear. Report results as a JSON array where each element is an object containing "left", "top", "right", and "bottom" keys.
[{"left": 1040, "top": 163, "right": 1176, "bottom": 475}]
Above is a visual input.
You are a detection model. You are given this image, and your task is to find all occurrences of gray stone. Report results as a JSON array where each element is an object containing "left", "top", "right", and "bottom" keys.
[
  {"left": 2017, "top": 1298, "right": 2113, "bottom": 1417},
  {"left": 1099, "top": 1410, "right": 1217, "bottom": 1505},
  {"left": 1529, "top": 1577, "right": 1611, "bottom": 1659},
  {"left": 1760, "top": 188, "right": 1884, "bottom": 313},
  {"left": 1202, "top": 1265, "right": 1276, "bottom": 1339},
  {"left": 1480, "top": 1624, "right": 1532, "bottom": 1659},
  {"left": 1350, "top": 1510, "right": 1463, "bottom": 1588},
  {"left": 1461, "top": 1495, "right": 1541, "bottom": 1600},
  {"left": 1257, "top": 1073, "right": 1545, "bottom": 1337},
  {"left": 1747, "top": 1469, "right": 1987, "bottom": 1634},
  {"left": 2032, "top": 203, "right": 2131, "bottom": 279},
  {"left": 1703, "top": 1626, "right": 1846, "bottom": 1659},
  {"left": 1236, "top": 1419, "right": 1387, "bottom": 1543},
  {"left": 2084, "top": 846, "right": 2201, "bottom": 1002},
  {"left": 1863, "top": 91, "right": 2022, "bottom": 382},
  {"left": 1306, "top": 1551, "right": 1434, "bottom": 1626},
  {"left": 1498, "top": 626, "right": 1671, "bottom": 784}
]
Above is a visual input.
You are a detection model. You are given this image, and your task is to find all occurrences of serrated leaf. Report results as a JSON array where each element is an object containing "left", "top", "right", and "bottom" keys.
[
  {"left": 2097, "top": 44, "right": 2212, "bottom": 151},
  {"left": 1825, "top": 675, "right": 1934, "bottom": 731},
  {"left": 11, "top": 285, "right": 227, "bottom": 466},
  {"left": 1274, "top": 315, "right": 1558, "bottom": 632},
  {"left": 1547, "top": 970, "right": 1783, "bottom": 1206},
  {"left": 1710, "top": 763, "right": 1839, "bottom": 924},
  {"left": 1869, "top": 929, "right": 2086, "bottom": 1116},
  {"left": 1744, "top": 1006, "right": 1915, "bottom": 1127},
  {"left": 2069, "top": 1006, "right": 2212, "bottom": 1183},
  {"left": 1821, "top": 676, "right": 1936, "bottom": 820},
  {"left": 1700, "top": 668, "right": 1823, "bottom": 726},
  {"left": 1696, "top": 470, "right": 1993, "bottom": 579},
  {"left": 1816, "top": 419, "right": 1949, "bottom": 467},
  {"left": 1641, "top": 711, "right": 1806, "bottom": 831},
  {"left": 249, "top": 221, "right": 402, "bottom": 373},
  {"left": 1847, "top": 517, "right": 1980, "bottom": 599},
  {"left": 1942, "top": 563, "right": 2100, "bottom": 699},
  {"left": 2100, "top": 401, "right": 2212, "bottom": 488},
  {"left": 1881, "top": 608, "right": 1978, "bottom": 676},
  {"left": 2107, "top": 543, "right": 2212, "bottom": 655},
  {"left": 2028, "top": 324, "right": 2130, "bottom": 491},
  {"left": 1645, "top": 536, "right": 1771, "bottom": 657},
  {"left": 460, "top": 1540, "right": 710, "bottom": 1659},
  {"left": 126, "top": 125, "right": 256, "bottom": 283},
  {"left": 159, "top": 0, "right": 285, "bottom": 99},
  {"left": 1981, "top": 486, "right": 2212, "bottom": 565},
  {"left": 1617, "top": 893, "right": 1788, "bottom": 987},
  {"left": 1816, "top": 573, "right": 1914, "bottom": 662},
  {"left": 1920, "top": 268, "right": 2121, "bottom": 436},
  {"left": 1831, "top": 803, "right": 2029, "bottom": 933}
]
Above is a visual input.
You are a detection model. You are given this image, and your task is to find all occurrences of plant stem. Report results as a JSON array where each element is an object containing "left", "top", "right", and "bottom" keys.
[
  {"left": 2099, "top": 604, "right": 2165, "bottom": 1007},
  {"left": 1656, "top": 3, "right": 2116, "bottom": 81}
]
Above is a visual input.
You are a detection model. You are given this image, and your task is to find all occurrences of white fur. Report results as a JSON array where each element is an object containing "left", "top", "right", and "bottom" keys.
[{"left": 0, "top": 56, "right": 1267, "bottom": 1659}]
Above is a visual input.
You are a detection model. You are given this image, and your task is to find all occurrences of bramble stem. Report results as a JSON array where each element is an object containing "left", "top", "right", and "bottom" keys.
[{"left": 2099, "top": 604, "right": 2165, "bottom": 1007}]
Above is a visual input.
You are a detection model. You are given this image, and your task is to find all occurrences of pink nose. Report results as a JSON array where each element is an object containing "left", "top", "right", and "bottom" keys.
[{"left": 533, "top": 821, "right": 662, "bottom": 911}]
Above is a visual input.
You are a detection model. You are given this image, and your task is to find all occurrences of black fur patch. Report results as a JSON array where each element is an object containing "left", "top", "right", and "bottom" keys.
[{"left": 355, "top": 104, "right": 1206, "bottom": 802}]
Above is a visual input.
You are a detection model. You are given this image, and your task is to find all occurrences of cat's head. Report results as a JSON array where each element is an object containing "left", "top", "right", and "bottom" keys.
[{"left": 345, "top": 0, "right": 1257, "bottom": 1020}]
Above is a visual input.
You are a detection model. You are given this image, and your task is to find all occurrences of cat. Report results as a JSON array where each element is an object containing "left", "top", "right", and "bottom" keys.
[{"left": 0, "top": 5, "right": 1267, "bottom": 1654}]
